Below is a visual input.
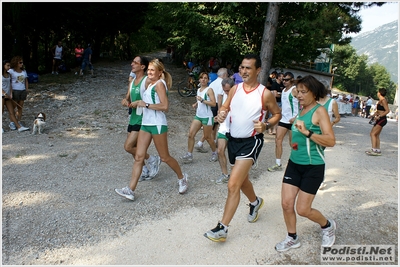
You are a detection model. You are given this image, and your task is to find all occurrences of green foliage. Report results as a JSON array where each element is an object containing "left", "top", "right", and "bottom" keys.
[{"left": 332, "top": 44, "right": 396, "bottom": 103}]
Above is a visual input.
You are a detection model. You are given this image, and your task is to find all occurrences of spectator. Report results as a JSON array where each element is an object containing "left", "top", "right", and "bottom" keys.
[
  {"left": 269, "top": 72, "right": 284, "bottom": 134},
  {"left": 2, "top": 59, "right": 29, "bottom": 132},
  {"left": 74, "top": 43, "right": 84, "bottom": 75},
  {"left": 365, "top": 96, "right": 373, "bottom": 118},
  {"left": 79, "top": 43, "right": 94, "bottom": 76},
  {"left": 352, "top": 96, "right": 360, "bottom": 117},
  {"left": 51, "top": 41, "right": 64, "bottom": 75},
  {"left": 8, "top": 56, "right": 30, "bottom": 131},
  {"left": 232, "top": 69, "right": 243, "bottom": 85},
  {"left": 208, "top": 65, "right": 219, "bottom": 85},
  {"left": 226, "top": 62, "right": 234, "bottom": 77}
]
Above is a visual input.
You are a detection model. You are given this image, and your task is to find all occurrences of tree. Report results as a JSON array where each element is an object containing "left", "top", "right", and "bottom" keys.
[{"left": 259, "top": 3, "right": 280, "bottom": 86}]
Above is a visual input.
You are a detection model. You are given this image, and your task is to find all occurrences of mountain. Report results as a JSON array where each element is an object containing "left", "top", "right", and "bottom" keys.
[{"left": 350, "top": 20, "right": 398, "bottom": 83}]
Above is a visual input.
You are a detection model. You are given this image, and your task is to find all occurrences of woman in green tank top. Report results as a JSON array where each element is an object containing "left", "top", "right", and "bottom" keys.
[{"left": 275, "top": 75, "right": 337, "bottom": 252}]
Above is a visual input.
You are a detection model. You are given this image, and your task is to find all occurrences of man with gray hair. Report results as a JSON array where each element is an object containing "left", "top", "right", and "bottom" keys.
[{"left": 195, "top": 68, "right": 229, "bottom": 155}]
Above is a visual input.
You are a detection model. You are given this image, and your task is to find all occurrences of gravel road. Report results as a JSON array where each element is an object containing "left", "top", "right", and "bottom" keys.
[{"left": 2, "top": 51, "right": 398, "bottom": 265}]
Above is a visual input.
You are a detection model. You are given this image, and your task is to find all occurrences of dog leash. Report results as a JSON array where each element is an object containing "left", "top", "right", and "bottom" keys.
[{"left": 9, "top": 98, "right": 23, "bottom": 109}]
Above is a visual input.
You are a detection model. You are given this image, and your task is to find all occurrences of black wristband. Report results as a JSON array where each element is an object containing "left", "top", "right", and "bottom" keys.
[{"left": 307, "top": 130, "right": 314, "bottom": 138}]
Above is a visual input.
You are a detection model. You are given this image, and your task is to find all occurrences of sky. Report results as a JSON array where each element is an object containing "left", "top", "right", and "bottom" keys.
[{"left": 354, "top": 2, "right": 399, "bottom": 36}]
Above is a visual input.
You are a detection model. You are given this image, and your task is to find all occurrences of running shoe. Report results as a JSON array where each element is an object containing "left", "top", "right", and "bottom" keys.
[
  {"left": 146, "top": 155, "right": 161, "bottom": 178},
  {"left": 204, "top": 222, "right": 228, "bottom": 242},
  {"left": 18, "top": 126, "right": 30, "bottom": 132},
  {"left": 365, "top": 149, "right": 382, "bottom": 156},
  {"left": 195, "top": 144, "right": 208, "bottom": 153},
  {"left": 178, "top": 173, "right": 188, "bottom": 194},
  {"left": 248, "top": 196, "right": 264, "bottom": 222},
  {"left": 275, "top": 235, "right": 301, "bottom": 252},
  {"left": 139, "top": 165, "right": 150, "bottom": 182},
  {"left": 9, "top": 122, "right": 17, "bottom": 130},
  {"left": 209, "top": 152, "right": 218, "bottom": 162},
  {"left": 215, "top": 173, "right": 230, "bottom": 184},
  {"left": 321, "top": 219, "right": 337, "bottom": 247},
  {"left": 180, "top": 153, "right": 193, "bottom": 163},
  {"left": 267, "top": 164, "right": 282, "bottom": 172},
  {"left": 114, "top": 186, "right": 135, "bottom": 201}
]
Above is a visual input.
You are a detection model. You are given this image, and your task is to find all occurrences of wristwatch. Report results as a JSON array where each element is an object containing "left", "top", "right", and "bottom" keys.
[
  {"left": 145, "top": 103, "right": 150, "bottom": 108},
  {"left": 307, "top": 130, "right": 314, "bottom": 138}
]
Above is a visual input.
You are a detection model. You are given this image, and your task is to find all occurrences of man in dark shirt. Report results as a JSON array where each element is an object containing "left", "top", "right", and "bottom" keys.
[{"left": 268, "top": 72, "right": 284, "bottom": 134}]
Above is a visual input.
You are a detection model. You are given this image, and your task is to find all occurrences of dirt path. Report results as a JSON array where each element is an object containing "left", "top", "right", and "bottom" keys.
[{"left": 2, "top": 51, "right": 398, "bottom": 265}]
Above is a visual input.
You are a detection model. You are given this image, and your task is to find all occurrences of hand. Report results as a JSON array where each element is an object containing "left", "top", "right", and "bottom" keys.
[
  {"left": 294, "top": 119, "right": 307, "bottom": 135},
  {"left": 253, "top": 120, "right": 265, "bottom": 134},
  {"left": 196, "top": 96, "right": 203, "bottom": 102},
  {"left": 217, "top": 110, "right": 227, "bottom": 123}
]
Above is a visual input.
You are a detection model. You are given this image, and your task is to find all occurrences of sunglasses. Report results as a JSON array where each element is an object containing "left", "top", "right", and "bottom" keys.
[
  {"left": 19, "top": 62, "right": 24, "bottom": 64},
  {"left": 282, "top": 78, "right": 292, "bottom": 81}
]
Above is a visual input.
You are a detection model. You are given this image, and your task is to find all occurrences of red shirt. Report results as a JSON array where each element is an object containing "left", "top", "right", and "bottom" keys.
[{"left": 75, "top": 48, "right": 84, "bottom": 58}]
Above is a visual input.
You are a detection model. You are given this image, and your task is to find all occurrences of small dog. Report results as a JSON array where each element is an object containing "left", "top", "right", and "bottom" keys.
[{"left": 32, "top": 112, "right": 46, "bottom": 134}]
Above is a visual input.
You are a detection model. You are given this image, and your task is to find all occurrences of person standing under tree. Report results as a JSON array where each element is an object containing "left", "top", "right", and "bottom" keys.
[
  {"left": 80, "top": 43, "right": 94, "bottom": 76},
  {"left": 204, "top": 54, "right": 281, "bottom": 242},
  {"left": 8, "top": 56, "right": 30, "bottom": 131},
  {"left": 2, "top": 59, "right": 29, "bottom": 132},
  {"left": 51, "top": 41, "right": 64, "bottom": 75},
  {"left": 74, "top": 43, "right": 84, "bottom": 75}
]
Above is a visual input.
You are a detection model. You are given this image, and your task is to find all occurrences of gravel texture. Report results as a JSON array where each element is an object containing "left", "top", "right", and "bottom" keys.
[{"left": 2, "top": 51, "right": 398, "bottom": 265}]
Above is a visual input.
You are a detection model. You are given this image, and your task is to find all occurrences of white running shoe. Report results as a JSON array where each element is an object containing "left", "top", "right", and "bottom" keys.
[
  {"left": 114, "top": 187, "right": 135, "bottom": 201},
  {"left": 18, "top": 126, "right": 30, "bottom": 132},
  {"left": 321, "top": 219, "right": 337, "bottom": 247},
  {"left": 178, "top": 173, "right": 188, "bottom": 194},
  {"left": 146, "top": 155, "right": 161, "bottom": 178},
  {"left": 275, "top": 235, "right": 301, "bottom": 252}
]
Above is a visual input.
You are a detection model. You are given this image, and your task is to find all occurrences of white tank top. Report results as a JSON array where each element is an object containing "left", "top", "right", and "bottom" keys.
[
  {"left": 218, "top": 92, "right": 230, "bottom": 135},
  {"left": 229, "top": 83, "right": 267, "bottom": 138},
  {"left": 2, "top": 75, "right": 11, "bottom": 95},
  {"left": 280, "top": 85, "right": 299, "bottom": 124},
  {"left": 196, "top": 87, "right": 214, "bottom": 118},
  {"left": 55, "top": 45, "right": 63, "bottom": 59},
  {"left": 142, "top": 79, "right": 168, "bottom": 126}
]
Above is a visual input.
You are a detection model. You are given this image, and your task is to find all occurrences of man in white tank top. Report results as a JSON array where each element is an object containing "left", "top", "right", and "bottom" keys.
[
  {"left": 204, "top": 54, "right": 282, "bottom": 242},
  {"left": 52, "top": 41, "right": 64, "bottom": 74}
]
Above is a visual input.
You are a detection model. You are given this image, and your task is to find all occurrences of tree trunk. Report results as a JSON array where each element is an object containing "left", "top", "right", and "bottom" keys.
[{"left": 259, "top": 2, "right": 280, "bottom": 86}]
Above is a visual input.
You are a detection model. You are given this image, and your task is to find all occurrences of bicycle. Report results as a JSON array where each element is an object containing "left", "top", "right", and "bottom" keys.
[{"left": 177, "top": 72, "right": 199, "bottom": 97}]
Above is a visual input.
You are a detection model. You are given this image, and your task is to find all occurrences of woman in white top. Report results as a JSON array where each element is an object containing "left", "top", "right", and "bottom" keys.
[
  {"left": 115, "top": 58, "right": 188, "bottom": 200},
  {"left": 8, "top": 56, "right": 29, "bottom": 131},
  {"left": 2, "top": 59, "right": 28, "bottom": 132},
  {"left": 317, "top": 89, "right": 340, "bottom": 126},
  {"left": 180, "top": 72, "right": 217, "bottom": 163}
]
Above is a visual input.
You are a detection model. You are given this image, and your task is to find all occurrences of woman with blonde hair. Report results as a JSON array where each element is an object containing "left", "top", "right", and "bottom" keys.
[{"left": 115, "top": 58, "right": 188, "bottom": 201}]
